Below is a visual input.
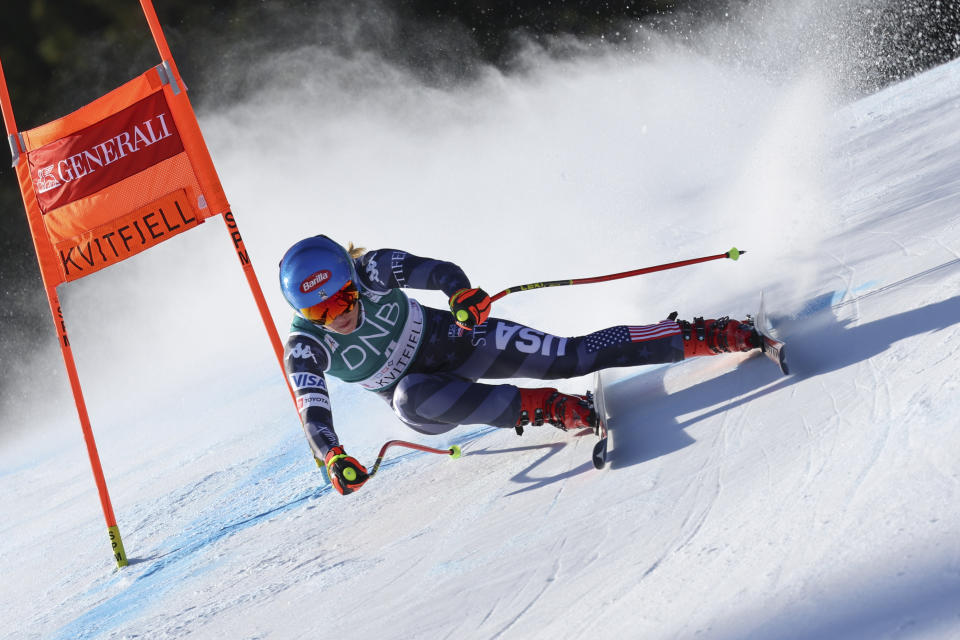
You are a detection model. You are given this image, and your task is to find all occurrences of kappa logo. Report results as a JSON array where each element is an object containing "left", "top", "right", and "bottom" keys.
[
  {"left": 290, "top": 342, "right": 318, "bottom": 363},
  {"left": 365, "top": 259, "right": 380, "bottom": 284},
  {"left": 35, "top": 165, "right": 61, "bottom": 193},
  {"left": 300, "top": 270, "right": 331, "bottom": 294}
]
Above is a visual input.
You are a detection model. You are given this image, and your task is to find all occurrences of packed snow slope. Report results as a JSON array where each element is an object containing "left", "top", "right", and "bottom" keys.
[{"left": 2, "top": 28, "right": 960, "bottom": 640}]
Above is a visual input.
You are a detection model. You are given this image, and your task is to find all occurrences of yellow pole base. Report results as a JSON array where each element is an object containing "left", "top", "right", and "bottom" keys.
[{"left": 109, "top": 525, "right": 128, "bottom": 568}]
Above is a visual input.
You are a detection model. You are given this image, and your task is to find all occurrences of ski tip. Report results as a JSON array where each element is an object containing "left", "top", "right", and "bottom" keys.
[{"left": 778, "top": 349, "right": 790, "bottom": 376}]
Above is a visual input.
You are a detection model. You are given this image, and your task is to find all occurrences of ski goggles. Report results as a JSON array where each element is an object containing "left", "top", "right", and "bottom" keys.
[{"left": 300, "top": 280, "right": 360, "bottom": 326}]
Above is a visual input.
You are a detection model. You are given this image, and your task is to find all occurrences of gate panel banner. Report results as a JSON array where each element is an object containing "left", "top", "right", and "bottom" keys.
[
  {"left": 28, "top": 91, "right": 184, "bottom": 213},
  {"left": 13, "top": 64, "right": 225, "bottom": 285}
]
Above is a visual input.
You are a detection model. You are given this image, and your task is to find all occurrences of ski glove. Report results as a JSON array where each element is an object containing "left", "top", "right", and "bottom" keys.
[
  {"left": 449, "top": 287, "right": 491, "bottom": 330},
  {"left": 323, "top": 446, "right": 370, "bottom": 495}
]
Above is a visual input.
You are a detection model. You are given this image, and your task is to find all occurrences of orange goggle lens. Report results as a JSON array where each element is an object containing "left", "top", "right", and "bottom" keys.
[{"left": 300, "top": 281, "right": 360, "bottom": 326}]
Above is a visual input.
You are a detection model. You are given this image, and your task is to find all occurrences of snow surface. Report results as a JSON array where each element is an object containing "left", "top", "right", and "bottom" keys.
[{"left": 2, "top": 14, "right": 960, "bottom": 640}]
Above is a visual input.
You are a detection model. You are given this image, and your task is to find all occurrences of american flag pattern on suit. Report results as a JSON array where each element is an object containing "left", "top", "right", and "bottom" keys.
[{"left": 584, "top": 320, "right": 681, "bottom": 354}]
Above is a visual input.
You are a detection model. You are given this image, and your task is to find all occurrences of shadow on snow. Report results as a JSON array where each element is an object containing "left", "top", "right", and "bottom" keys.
[{"left": 606, "top": 292, "right": 960, "bottom": 470}]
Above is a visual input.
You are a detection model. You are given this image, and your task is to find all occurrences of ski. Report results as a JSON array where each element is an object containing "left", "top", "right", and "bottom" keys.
[
  {"left": 590, "top": 370, "right": 610, "bottom": 469},
  {"left": 753, "top": 292, "right": 789, "bottom": 375}
]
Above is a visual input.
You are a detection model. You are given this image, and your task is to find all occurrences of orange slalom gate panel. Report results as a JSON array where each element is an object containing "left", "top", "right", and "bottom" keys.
[{"left": 14, "top": 64, "right": 226, "bottom": 284}]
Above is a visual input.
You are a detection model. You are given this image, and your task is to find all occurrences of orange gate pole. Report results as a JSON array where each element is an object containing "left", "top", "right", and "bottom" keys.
[
  {"left": 222, "top": 211, "right": 298, "bottom": 406},
  {"left": 2, "top": 3, "right": 303, "bottom": 569},
  {"left": 0, "top": 58, "right": 128, "bottom": 568}
]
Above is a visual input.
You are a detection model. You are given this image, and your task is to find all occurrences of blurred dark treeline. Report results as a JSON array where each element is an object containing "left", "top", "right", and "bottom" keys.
[
  {"left": 2, "top": 0, "right": 957, "bottom": 128},
  {"left": 1, "top": 0, "right": 725, "bottom": 129},
  {"left": 1, "top": 0, "right": 959, "bottom": 363}
]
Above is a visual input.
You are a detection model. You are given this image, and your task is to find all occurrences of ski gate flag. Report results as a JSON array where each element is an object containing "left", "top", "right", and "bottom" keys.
[
  {"left": 0, "top": 1, "right": 296, "bottom": 567},
  {"left": 22, "top": 71, "right": 205, "bottom": 283}
]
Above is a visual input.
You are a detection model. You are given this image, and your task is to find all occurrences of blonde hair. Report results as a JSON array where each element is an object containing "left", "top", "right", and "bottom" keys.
[{"left": 346, "top": 242, "right": 366, "bottom": 259}]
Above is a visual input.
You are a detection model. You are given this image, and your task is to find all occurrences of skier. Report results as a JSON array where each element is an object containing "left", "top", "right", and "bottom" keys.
[{"left": 280, "top": 235, "right": 761, "bottom": 495}]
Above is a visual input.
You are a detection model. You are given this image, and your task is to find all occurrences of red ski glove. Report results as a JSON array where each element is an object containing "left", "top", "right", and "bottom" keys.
[
  {"left": 449, "top": 287, "right": 491, "bottom": 330},
  {"left": 323, "top": 446, "right": 369, "bottom": 495}
]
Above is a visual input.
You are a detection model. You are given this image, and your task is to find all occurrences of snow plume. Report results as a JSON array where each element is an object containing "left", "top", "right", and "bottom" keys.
[
  {"left": 201, "top": 0, "right": 846, "bottom": 346},
  {"left": 0, "top": 0, "right": 934, "bottom": 445}
]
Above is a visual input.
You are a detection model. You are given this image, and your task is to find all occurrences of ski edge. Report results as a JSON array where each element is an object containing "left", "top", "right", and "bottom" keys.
[{"left": 591, "top": 370, "right": 610, "bottom": 469}]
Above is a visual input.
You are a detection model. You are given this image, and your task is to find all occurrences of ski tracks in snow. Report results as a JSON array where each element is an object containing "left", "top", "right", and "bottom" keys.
[
  {"left": 641, "top": 381, "right": 754, "bottom": 580},
  {"left": 848, "top": 354, "right": 894, "bottom": 499},
  {"left": 674, "top": 407, "right": 732, "bottom": 555},
  {"left": 487, "top": 556, "right": 563, "bottom": 639}
]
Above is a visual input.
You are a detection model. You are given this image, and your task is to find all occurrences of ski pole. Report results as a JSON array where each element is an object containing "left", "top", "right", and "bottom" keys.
[
  {"left": 490, "top": 247, "right": 745, "bottom": 303},
  {"left": 367, "top": 439, "right": 462, "bottom": 478}
]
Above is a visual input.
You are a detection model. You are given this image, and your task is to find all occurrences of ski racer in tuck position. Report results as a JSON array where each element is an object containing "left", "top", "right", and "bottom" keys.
[{"left": 280, "top": 235, "right": 762, "bottom": 495}]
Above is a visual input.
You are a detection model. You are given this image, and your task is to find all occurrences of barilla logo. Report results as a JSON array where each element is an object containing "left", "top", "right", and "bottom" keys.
[{"left": 300, "top": 270, "right": 332, "bottom": 294}]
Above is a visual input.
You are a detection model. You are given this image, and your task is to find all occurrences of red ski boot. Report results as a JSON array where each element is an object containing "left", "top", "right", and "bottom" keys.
[
  {"left": 517, "top": 388, "right": 596, "bottom": 432},
  {"left": 679, "top": 316, "right": 761, "bottom": 358}
]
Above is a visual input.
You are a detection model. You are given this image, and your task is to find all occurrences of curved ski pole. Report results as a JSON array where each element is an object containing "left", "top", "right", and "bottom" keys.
[
  {"left": 367, "top": 439, "right": 462, "bottom": 478},
  {"left": 490, "top": 247, "right": 745, "bottom": 303}
]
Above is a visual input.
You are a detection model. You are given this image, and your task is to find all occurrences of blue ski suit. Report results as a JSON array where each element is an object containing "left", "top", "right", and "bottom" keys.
[{"left": 283, "top": 249, "right": 686, "bottom": 457}]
